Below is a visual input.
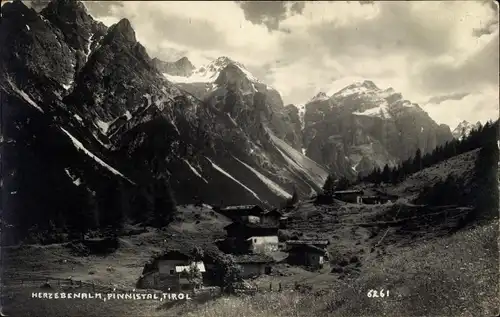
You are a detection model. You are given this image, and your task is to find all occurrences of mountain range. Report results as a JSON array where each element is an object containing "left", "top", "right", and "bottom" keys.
[{"left": 1, "top": 0, "right": 457, "bottom": 237}]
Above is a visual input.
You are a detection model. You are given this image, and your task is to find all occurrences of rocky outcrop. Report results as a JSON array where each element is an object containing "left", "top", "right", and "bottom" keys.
[{"left": 152, "top": 56, "right": 195, "bottom": 77}]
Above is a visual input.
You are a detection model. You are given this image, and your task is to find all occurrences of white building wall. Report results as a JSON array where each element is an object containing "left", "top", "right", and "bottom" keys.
[
  {"left": 248, "top": 236, "right": 279, "bottom": 253},
  {"left": 158, "top": 260, "right": 188, "bottom": 275}
]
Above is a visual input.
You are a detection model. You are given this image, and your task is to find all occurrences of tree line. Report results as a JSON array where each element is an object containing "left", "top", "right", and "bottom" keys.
[
  {"left": 320, "top": 120, "right": 498, "bottom": 193},
  {"left": 358, "top": 120, "right": 498, "bottom": 185}
]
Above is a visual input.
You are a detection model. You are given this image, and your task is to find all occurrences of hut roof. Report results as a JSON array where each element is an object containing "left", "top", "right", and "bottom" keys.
[
  {"left": 219, "top": 205, "right": 264, "bottom": 212},
  {"left": 334, "top": 190, "right": 364, "bottom": 195},
  {"left": 287, "top": 244, "right": 326, "bottom": 254},
  {"left": 224, "top": 222, "right": 279, "bottom": 231},
  {"left": 232, "top": 253, "right": 275, "bottom": 264},
  {"left": 285, "top": 240, "right": 329, "bottom": 246}
]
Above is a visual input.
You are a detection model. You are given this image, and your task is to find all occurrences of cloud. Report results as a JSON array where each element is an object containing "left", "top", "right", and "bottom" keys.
[
  {"left": 236, "top": 1, "right": 305, "bottom": 31},
  {"left": 415, "top": 31, "right": 499, "bottom": 95},
  {"left": 81, "top": 1, "right": 498, "bottom": 127},
  {"left": 422, "top": 87, "right": 499, "bottom": 129},
  {"left": 426, "top": 93, "right": 471, "bottom": 105}
]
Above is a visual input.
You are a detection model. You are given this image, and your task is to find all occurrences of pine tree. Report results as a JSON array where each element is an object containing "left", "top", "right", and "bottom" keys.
[
  {"left": 413, "top": 148, "right": 422, "bottom": 172},
  {"left": 322, "top": 174, "right": 336, "bottom": 195},
  {"left": 69, "top": 186, "right": 97, "bottom": 241},
  {"left": 152, "top": 176, "right": 177, "bottom": 228},
  {"left": 382, "top": 164, "right": 390, "bottom": 183},
  {"left": 336, "top": 176, "right": 351, "bottom": 190}
]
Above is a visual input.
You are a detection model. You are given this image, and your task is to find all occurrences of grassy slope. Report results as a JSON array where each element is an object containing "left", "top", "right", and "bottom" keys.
[{"left": 3, "top": 205, "right": 230, "bottom": 287}]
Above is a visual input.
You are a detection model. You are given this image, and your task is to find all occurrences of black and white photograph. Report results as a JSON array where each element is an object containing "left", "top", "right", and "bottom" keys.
[{"left": 0, "top": 0, "right": 499, "bottom": 316}]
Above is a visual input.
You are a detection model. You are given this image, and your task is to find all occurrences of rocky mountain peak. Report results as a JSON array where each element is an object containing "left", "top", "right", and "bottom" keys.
[
  {"left": 104, "top": 18, "right": 136, "bottom": 45},
  {"left": 361, "top": 80, "right": 378, "bottom": 90},
  {"left": 40, "top": 0, "right": 97, "bottom": 52},
  {"left": 2, "top": 0, "right": 36, "bottom": 17},
  {"left": 43, "top": 0, "right": 89, "bottom": 17},
  {"left": 310, "top": 91, "right": 329, "bottom": 103},
  {"left": 452, "top": 120, "right": 482, "bottom": 140},
  {"left": 176, "top": 56, "right": 194, "bottom": 67},
  {"left": 152, "top": 56, "right": 195, "bottom": 77}
]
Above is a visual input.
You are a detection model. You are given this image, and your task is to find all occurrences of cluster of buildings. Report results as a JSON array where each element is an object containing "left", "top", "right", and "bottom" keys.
[{"left": 137, "top": 204, "right": 331, "bottom": 292}]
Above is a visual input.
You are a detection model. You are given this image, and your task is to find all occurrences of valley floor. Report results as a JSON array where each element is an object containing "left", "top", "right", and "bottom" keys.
[{"left": 2, "top": 201, "right": 498, "bottom": 317}]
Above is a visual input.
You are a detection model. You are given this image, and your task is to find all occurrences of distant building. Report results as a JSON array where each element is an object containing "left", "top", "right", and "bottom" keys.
[
  {"left": 222, "top": 222, "right": 279, "bottom": 254},
  {"left": 217, "top": 205, "right": 266, "bottom": 222},
  {"left": 137, "top": 250, "right": 206, "bottom": 291},
  {"left": 286, "top": 244, "right": 328, "bottom": 269},
  {"left": 232, "top": 253, "right": 274, "bottom": 278},
  {"left": 261, "top": 209, "right": 282, "bottom": 226},
  {"left": 333, "top": 190, "right": 364, "bottom": 203},
  {"left": 279, "top": 215, "right": 289, "bottom": 229}
]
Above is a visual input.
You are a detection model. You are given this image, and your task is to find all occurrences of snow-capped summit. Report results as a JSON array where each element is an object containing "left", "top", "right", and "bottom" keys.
[
  {"left": 301, "top": 79, "right": 453, "bottom": 178},
  {"left": 162, "top": 55, "right": 262, "bottom": 85},
  {"left": 332, "top": 80, "right": 380, "bottom": 97},
  {"left": 452, "top": 120, "right": 482, "bottom": 140}
]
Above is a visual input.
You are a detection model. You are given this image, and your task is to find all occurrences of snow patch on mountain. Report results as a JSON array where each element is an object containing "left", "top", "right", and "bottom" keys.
[
  {"left": 227, "top": 113, "right": 238, "bottom": 127},
  {"left": 183, "top": 159, "right": 208, "bottom": 183},
  {"left": 84, "top": 33, "right": 94, "bottom": 63},
  {"left": 73, "top": 114, "right": 83, "bottom": 122},
  {"left": 233, "top": 157, "right": 292, "bottom": 199},
  {"left": 64, "top": 168, "right": 82, "bottom": 186},
  {"left": 264, "top": 126, "right": 328, "bottom": 187},
  {"left": 95, "top": 119, "right": 111, "bottom": 134},
  {"left": 7, "top": 79, "right": 44, "bottom": 113},
  {"left": 205, "top": 156, "right": 262, "bottom": 201},
  {"left": 60, "top": 127, "right": 134, "bottom": 183},
  {"left": 163, "top": 56, "right": 275, "bottom": 90},
  {"left": 353, "top": 100, "right": 391, "bottom": 118}
]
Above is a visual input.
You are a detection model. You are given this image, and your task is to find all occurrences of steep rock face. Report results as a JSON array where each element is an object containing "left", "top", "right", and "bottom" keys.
[
  {"left": 302, "top": 81, "right": 453, "bottom": 177},
  {"left": 1, "top": 0, "right": 328, "bottom": 240},
  {"left": 152, "top": 56, "right": 195, "bottom": 77}
]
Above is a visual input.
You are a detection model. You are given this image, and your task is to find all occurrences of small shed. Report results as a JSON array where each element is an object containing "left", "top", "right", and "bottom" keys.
[
  {"left": 223, "top": 222, "right": 279, "bottom": 253},
  {"left": 333, "top": 190, "right": 364, "bottom": 203},
  {"left": 233, "top": 254, "right": 275, "bottom": 278},
  {"left": 286, "top": 244, "right": 327, "bottom": 269},
  {"left": 218, "top": 205, "right": 266, "bottom": 222},
  {"left": 138, "top": 249, "right": 206, "bottom": 291}
]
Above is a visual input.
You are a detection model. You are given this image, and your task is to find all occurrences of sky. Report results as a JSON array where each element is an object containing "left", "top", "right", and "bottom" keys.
[{"left": 19, "top": 0, "right": 500, "bottom": 129}]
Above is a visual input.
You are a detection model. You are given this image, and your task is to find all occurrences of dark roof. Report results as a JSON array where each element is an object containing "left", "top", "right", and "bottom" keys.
[
  {"left": 287, "top": 244, "right": 326, "bottom": 254},
  {"left": 232, "top": 253, "right": 275, "bottom": 264},
  {"left": 156, "top": 249, "right": 191, "bottom": 260},
  {"left": 262, "top": 209, "right": 283, "bottom": 217},
  {"left": 224, "top": 222, "right": 279, "bottom": 230},
  {"left": 220, "top": 205, "right": 264, "bottom": 212},
  {"left": 334, "top": 190, "right": 363, "bottom": 195},
  {"left": 286, "top": 240, "right": 329, "bottom": 246}
]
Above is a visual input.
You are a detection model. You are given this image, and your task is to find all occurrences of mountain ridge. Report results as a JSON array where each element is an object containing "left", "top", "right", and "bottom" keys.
[{"left": 1, "top": 0, "right": 330, "bottom": 241}]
